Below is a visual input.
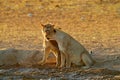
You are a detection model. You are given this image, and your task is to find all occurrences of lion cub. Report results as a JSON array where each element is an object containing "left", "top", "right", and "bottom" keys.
[
  {"left": 41, "top": 23, "right": 95, "bottom": 68},
  {"left": 40, "top": 24, "right": 61, "bottom": 67}
]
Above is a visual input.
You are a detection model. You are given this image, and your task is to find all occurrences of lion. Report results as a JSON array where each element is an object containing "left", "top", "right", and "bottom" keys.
[
  {"left": 41, "top": 23, "right": 95, "bottom": 68},
  {"left": 40, "top": 24, "right": 61, "bottom": 67}
]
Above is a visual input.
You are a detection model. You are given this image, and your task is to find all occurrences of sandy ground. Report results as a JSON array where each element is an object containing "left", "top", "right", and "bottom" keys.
[{"left": 0, "top": 47, "right": 120, "bottom": 80}]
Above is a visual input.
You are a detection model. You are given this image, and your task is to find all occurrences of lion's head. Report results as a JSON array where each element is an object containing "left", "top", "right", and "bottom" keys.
[{"left": 41, "top": 23, "right": 56, "bottom": 40}]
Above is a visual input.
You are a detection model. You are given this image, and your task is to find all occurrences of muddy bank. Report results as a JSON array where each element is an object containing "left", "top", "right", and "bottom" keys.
[
  {"left": 0, "top": 48, "right": 120, "bottom": 79},
  {"left": 0, "top": 66, "right": 120, "bottom": 80}
]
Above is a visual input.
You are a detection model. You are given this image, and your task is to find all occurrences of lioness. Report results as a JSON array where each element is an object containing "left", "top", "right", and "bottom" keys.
[
  {"left": 41, "top": 24, "right": 95, "bottom": 68},
  {"left": 41, "top": 24, "right": 61, "bottom": 67}
]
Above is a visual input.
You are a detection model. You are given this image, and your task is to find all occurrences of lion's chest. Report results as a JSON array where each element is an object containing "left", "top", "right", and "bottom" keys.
[{"left": 58, "top": 42, "right": 65, "bottom": 52}]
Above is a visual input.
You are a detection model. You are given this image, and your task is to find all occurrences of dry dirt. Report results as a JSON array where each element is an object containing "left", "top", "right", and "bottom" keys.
[{"left": 0, "top": 0, "right": 120, "bottom": 79}]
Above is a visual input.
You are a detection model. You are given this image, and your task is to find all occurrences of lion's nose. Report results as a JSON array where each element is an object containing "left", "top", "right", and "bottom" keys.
[
  {"left": 45, "top": 30, "right": 50, "bottom": 34},
  {"left": 45, "top": 30, "right": 48, "bottom": 32}
]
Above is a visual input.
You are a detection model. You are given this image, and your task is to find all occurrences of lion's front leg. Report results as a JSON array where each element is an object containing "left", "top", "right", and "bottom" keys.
[
  {"left": 39, "top": 47, "right": 50, "bottom": 65},
  {"left": 56, "top": 51, "right": 61, "bottom": 67},
  {"left": 65, "top": 53, "right": 71, "bottom": 68},
  {"left": 60, "top": 52, "right": 71, "bottom": 68},
  {"left": 53, "top": 50, "right": 61, "bottom": 67},
  {"left": 60, "top": 52, "right": 65, "bottom": 68}
]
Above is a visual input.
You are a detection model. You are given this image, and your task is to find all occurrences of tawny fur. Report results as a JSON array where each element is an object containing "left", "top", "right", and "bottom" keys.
[
  {"left": 41, "top": 24, "right": 61, "bottom": 67},
  {"left": 42, "top": 24, "right": 95, "bottom": 68}
]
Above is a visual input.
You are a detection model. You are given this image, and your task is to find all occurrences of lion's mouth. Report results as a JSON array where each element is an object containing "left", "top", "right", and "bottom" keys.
[
  {"left": 45, "top": 35, "right": 50, "bottom": 40},
  {"left": 47, "top": 38, "right": 50, "bottom": 40}
]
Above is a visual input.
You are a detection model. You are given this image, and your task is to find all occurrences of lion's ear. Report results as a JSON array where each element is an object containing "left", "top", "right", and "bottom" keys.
[{"left": 41, "top": 24, "right": 45, "bottom": 27}]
